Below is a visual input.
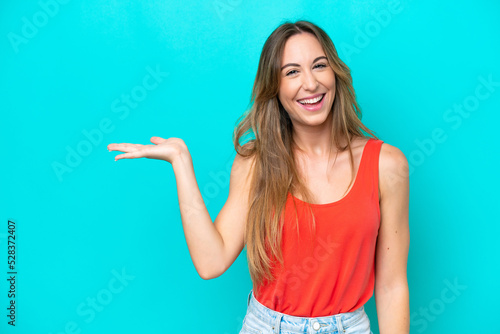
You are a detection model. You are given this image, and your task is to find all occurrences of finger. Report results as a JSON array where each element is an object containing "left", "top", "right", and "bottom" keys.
[
  {"left": 114, "top": 150, "right": 145, "bottom": 161},
  {"left": 150, "top": 136, "right": 167, "bottom": 145},
  {"left": 108, "top": 143, "right": 142, "bottom": 152},
  {"left": 108, "top": 143, "right": 129, "bottom": 152}
]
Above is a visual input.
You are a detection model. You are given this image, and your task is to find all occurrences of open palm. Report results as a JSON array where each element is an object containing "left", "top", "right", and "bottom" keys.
[{"left": 107, "top": 136, "right": 187, "bottom": 164}]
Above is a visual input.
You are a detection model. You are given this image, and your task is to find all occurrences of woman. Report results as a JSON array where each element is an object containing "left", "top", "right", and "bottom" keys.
[{"left": 108, "top": 20, "right": 410, "bottom": 334}]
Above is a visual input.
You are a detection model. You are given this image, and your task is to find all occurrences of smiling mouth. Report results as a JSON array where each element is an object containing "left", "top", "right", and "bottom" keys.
[{"left": 297, "top": 94, "right": 325, "bottom": 105}]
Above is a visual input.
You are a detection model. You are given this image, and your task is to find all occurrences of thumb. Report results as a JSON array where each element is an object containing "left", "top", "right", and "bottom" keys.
[{"left": 150, "top": 136, "right": 167, "bottom": 145}]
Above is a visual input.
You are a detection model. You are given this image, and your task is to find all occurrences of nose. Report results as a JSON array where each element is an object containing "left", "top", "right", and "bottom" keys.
[{"left": 301, "top": 69, "right": 319, "bottom": 91}]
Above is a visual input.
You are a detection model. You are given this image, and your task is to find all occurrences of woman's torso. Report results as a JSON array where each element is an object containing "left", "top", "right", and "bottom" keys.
[{"left": 253, "top": 136, "right": 384, "bottom": 317}]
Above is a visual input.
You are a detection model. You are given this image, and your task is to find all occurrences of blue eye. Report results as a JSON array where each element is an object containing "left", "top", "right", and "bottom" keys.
[
  {"left": 286, "top": 70, "right": 298, "bottom": 76},
  {"left": 314, "top": 63, "right": 327, "bottom": 68}
]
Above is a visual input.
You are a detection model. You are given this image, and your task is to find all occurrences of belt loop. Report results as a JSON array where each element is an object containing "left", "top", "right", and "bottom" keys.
[
  {"left": 272, "top": 313, "right": 283, "bottom": 333},
  {"left": 335, "top": 314, "right": 345, "bottom": 333}
]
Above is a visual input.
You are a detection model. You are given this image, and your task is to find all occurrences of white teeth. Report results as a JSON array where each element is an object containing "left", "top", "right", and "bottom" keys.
[{"left": 298, "top": 94, "right": 324, "bottom": 104}]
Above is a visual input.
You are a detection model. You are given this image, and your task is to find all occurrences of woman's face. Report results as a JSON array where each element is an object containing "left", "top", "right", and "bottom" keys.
[{"left": 278, "top": 33, "right": 336, "bottom": 128}]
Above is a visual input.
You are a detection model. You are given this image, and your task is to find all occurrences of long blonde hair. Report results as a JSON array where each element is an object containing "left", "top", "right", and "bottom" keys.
[{"left": 232, "top": 20, "right": 378, "bottom": 288}]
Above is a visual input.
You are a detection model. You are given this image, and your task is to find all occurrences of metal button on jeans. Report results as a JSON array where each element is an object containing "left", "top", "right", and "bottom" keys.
[{"left": 312, "top": 322, "right": 320, "bottom": 330}]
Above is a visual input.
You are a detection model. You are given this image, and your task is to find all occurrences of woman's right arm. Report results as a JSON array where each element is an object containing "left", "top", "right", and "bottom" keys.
[
  {"left": 108, "top": 136, "right": 254, "bottom": 280},
  {"left": 172, "top": 146, "right": 254, "bottom": 279}
]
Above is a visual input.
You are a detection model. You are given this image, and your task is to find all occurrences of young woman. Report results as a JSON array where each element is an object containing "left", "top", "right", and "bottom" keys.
[{"left": 108, "top": 20, "right": 410, "bottom": 334}]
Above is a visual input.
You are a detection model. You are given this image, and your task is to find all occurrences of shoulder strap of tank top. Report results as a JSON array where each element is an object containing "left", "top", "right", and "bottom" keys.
[{"left": 357, "top": 138, "right": 384, "bottom": 200}]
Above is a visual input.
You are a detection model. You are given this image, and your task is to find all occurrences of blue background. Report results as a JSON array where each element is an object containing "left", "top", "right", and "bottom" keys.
[{"left": 1, "top": 0, "right": 499, "bottom": 333}]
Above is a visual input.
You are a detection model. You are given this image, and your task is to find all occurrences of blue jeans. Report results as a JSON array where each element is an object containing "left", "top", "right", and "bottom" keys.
[{"left": 240, "top": 290, "right": 374, "bottom": 334}]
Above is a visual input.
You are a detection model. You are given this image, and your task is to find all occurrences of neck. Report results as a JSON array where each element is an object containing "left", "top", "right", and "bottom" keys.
[{"left": 291, "top": 113, "right": 349, "bottom": 158}]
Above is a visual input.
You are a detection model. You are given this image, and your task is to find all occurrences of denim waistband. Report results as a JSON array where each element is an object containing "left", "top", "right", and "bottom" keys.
[{"left": 246, "top": 289, "right": 366, "bottom": 333}]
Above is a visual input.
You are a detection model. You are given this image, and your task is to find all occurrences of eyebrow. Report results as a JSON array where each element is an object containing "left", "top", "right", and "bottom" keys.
[{"left": 281, "top": 56, "right": 328, "bottom": 71}]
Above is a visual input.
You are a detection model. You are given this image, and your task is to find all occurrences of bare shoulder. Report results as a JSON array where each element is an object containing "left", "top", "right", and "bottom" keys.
[
  {"left": 233, "top": 150, "right": 256, "bottom": 167},
  {"left": 232, "top": 152, "right": 256, "bottom": 178},
  {"left": 379, "top": 143, "right": 408, "bottom": 174},
  {"left": 378, "top": 142, "right": 409, "bottom": 194},
  {"left": 229, "top": 151, "right": 257, "bottom": 193}
]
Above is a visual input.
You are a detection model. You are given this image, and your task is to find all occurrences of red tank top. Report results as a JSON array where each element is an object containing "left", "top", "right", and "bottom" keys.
[{"left": 253, "top": 138, "right": 383, "bottom": 317}]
